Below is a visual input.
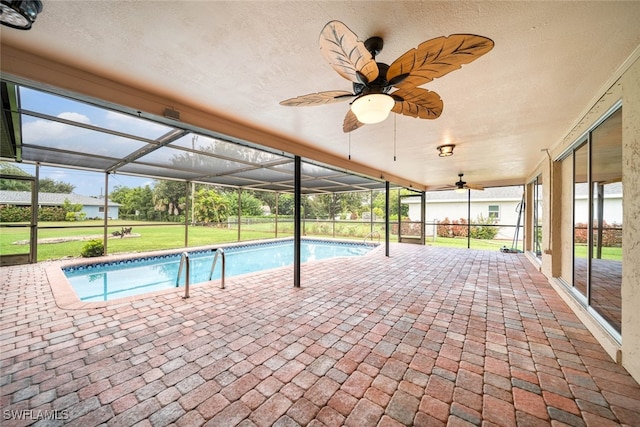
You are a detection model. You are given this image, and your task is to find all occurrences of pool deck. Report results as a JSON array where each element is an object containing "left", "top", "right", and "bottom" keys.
[{"left": 1, "top": 244, "right": 640, "bottom": 426}]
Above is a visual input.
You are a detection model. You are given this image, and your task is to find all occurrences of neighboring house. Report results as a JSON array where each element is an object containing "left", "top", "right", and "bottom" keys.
[
  {"left": 573, "top": 182, "right": 623, "bottom": 224},
  {"left": 404, "top": 184, "right": 622, "bottom": 240},
  {"left": 0, "top": 191, "right": 120, "bottom": 220},
  {"left": 404, "top": 186, "right": 525, "bottom": 240}
]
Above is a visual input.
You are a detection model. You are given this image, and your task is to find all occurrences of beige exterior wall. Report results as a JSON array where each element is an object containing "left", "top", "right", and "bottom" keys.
[
  {"left": 621, "top": 57, "right": 640, "bottom": 382},
  {"left": 527, "top": 57, "right": 640, "bottom": 382}
]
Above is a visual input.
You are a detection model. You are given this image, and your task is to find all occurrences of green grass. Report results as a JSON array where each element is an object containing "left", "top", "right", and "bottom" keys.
[{"left": 574, "top": 244, "right": 622, "bottom": 261}]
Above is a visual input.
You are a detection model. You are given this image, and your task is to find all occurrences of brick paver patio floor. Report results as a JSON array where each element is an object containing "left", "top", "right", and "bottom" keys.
[{"left": 2, "top": 244, "right": 640, "bottom": 426}]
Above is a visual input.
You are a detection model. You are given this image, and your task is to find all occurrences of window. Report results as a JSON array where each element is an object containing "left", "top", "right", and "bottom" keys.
[
  {"left": 98, "top": 207, "right": 105, "bottom": 213},
  {"left": 488, "top": 205, "right": 500, "bottom": 219}
]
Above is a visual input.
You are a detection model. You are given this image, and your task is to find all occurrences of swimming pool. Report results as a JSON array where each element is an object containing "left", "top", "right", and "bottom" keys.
[{"left": 63, "top": 239, "right": 376, "bottom": 302}]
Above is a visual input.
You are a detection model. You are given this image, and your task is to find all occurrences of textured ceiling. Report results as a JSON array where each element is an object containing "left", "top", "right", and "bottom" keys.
[{"left": 1, "top": 1, "right": 639, "bottom": 190}]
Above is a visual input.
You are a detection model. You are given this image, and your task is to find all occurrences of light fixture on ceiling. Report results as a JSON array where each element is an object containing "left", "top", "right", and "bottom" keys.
[
  {"left": 0, "top": 0, "right": 42, "bottom": 30},
  {"left": 350, "top": 94, "right": 395, "bottom": 124},
  {"left": 436, "top": 144, "right": 455, "bottom": 157}
]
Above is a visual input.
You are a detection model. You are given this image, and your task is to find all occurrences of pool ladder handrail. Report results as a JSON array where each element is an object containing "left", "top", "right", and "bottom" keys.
[
  {"left": 176, "top": 248, "right": 225, "bottom": 299},
  {"left": 176, "top": 251, "right": 191, "bottom": 298},
  {"left": 209, "top": 248, "right": 226, "bottom": 290},
  {"left": 364, "top": 230, "right": 381, "bottom": 245}
]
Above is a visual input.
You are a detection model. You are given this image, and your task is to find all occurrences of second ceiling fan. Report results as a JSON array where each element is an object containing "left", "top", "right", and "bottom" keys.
[
  {"left": 280, "top": 20, "right": 494, "bottom": 132},
  {"left": 453, "top": 173, "right": 484, "bottom": 191}
]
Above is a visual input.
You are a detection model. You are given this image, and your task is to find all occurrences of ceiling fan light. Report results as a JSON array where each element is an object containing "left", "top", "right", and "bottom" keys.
[
  {"left": 0, "top": 0, "right": 42, "bottom": 30},
  {"left": 350, "top": 94, "right": 394, "bottom": 124},
  {"left": 437, "top": 144, "right": 455, "bottom": 157},
  {"left": 455, "top": 187, "right": 467, "bottom": 194}
]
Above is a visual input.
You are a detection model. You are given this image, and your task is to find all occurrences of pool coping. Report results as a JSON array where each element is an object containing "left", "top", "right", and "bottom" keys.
[{"left": 45, "top": 237, "right": 380, "bottom": 310}]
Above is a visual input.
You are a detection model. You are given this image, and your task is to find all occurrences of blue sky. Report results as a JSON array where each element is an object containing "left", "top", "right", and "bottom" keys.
[{"left": 14, "top": 87, "right": 173, "bottom": 196}]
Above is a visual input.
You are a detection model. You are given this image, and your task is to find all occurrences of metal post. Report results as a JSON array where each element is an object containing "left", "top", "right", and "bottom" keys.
[
  {"left": 370, "top": 190, "right": 374, "bottom": 235},
  {"left": 467, "top": 189, "right": 471, "bottom": 249},
  {"left": 237, "top": 188, "right": 242, "bottom": 241},
  {"left": 185, "top": 181, "right": 190, "bottom": 247},
  {"left": 31, "top": 164, "right": 39, "bottom": 263},
  {"left": 397, "top": 188, "right": 401, "bottom": 243},
  {"left": 103, "top": 172, "right": 109, "bottom": 255},
  {"left": 332, "top": 193, "right": 336, "bottom": 238},
  {"left": 385, "top": 181, "right": 390, "bottom": 257},
  {"left": 294, "top": 156, "right": 301, "bottom": 287},
  {"left": 275, "top": 191, "right": 279, "bottom": 238},
  {"left": 596, "top": 183, "right": 604, "bottom": 259},
  {"left": 420, "top": 191, "right": 426, "bottom": 245}
]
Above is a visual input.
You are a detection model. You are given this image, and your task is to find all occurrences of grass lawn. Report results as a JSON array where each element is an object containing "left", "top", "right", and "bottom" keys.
[{"left": 1, "top": 220, "right": 622, "bottom": 262}]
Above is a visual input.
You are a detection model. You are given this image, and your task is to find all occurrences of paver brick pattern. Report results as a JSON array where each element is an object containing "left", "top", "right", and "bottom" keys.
[{"left": 1, "top": 244, "right": 640, "bottom": 426}]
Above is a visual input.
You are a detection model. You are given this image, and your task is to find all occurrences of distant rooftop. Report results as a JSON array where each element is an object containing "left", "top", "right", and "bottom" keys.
[{"left": 0, "top": 191, "right": 120, "bottom": 206}]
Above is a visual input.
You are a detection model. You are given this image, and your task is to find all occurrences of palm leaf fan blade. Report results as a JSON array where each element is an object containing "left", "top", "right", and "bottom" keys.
[
  {"left": 387, "top": 34, "right": 494, "bottom": 89},
  {"left": 319, "top": 20, "right": 379, "bottom": 84},
  {"left": 280, "top": 91, "right": 354, "bottom": 107},
  {"left": 343, "top": 109, "right": 364, "bottom": 133},
  {"left": 391, "top": 88, "right": 443, "bottom": 119}
]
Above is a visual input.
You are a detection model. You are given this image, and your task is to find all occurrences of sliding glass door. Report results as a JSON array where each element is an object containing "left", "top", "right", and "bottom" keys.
[{"left": 571, "top": 107, "right": 622, "bottom": 335}]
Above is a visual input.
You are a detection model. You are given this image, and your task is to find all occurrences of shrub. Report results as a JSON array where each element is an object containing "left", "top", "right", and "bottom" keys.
[
  {"left": 39, "top": 207, "right": 66, "bottom": 221},
  {"left": 438, "top": 217, "right": 468, "bottom": 238},
  {"left": 0, "top": 205, "right": 31, "bottom": 222},
  {"left": 451, "top": 218, "right": 468, "bottom": 237},
  {"left": 81, "top": 239, "right": 104, "bottom": 257},
  {"left": 470, "top": 214, "right": 499, "bottom": 240},
  {"left": 574, "top": 221, "right": 622, "bottom": 247},
  {"left": 64, "top": 212, "right": 86, "bottom": 222}
]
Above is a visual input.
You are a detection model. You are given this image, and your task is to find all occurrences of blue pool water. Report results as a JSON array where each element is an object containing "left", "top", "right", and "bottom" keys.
[{"left": 63, "top": 239, "right": 375, "bottom": 302}]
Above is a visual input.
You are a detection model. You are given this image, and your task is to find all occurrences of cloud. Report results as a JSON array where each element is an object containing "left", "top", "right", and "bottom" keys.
[
  {"left": 22, "top": 112, "right": 92, "bottom": 142},
  {"left": 105, "top": 110, "right": 172, "bottom": 137}
]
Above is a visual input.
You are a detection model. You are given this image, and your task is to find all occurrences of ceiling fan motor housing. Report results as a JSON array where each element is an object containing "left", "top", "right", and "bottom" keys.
[
  {"left": 364, "top": 36, "right": 384, "bottom": 57},
  {"left": 353, "top": 62, "right": 393, "bottom": 97}
]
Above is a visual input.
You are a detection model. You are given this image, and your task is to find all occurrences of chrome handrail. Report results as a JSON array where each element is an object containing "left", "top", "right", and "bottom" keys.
[
  {"left": 364, "top": 230, "right": 381, "bottom": 245},
  {"left": 209, "top": 248, "right": 226, "bottom": 289},
  {"left": 176, "top": 251, "right": 190, "bottom": 298}
]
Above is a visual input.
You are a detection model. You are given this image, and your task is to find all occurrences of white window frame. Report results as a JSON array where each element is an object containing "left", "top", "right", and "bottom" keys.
[{"left": 488, "top": 205, "right": 500, "bottom": 220}]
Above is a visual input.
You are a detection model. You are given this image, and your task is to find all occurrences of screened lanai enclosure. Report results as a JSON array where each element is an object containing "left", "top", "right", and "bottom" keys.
[{"left": 1, "top": 82, "right": 409, "bottom": 268}]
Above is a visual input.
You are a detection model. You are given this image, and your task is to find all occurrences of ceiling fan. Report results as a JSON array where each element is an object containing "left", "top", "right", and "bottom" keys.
[
  {"left": 280, "top": 20, "right": 494, "bottom": 132},
  {"left": 432, "top": 173, "right": 484, "bottom": 192},
  {"left": 453, "top": 173, "right": 484, "bottom": 191}
]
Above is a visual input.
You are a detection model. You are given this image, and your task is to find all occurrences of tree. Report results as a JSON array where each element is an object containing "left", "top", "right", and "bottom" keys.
[
  {"left": 253, "top": 191, "right": 277, "bottom": 214},
  {"left": 194, "top": 188, "right": 230, "bottom": 223},
  {"left": 276, "top": 193, "right": 295, "bottom": 216},
  {"left": 335, "top": 192, "right": 366, "bottom": 218},
  {"left": 39, "top": 177, "right": 75, "bottom": 193},
  {"left": 0, "top": 162, "right": 32, "bottom": 191},
  {"left": 372, "top": 189, "right": 410, "bottom": 219},
  {"left": 225, "top": 190, "right": 265, "bottom": 217},
  {"left": 1, "top": 163, "right": 75, "bottom": 193},
  {"left": 110, "top": 185, "right": 154, "bottom": 219},
  {"left": 153, "top": 180, "right": 187, "bottom": 218}
]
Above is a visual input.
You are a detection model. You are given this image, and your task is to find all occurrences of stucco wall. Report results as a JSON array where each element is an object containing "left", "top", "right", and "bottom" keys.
[
  {"left": 559, "top": 160, "right": 574, "bottom": 283},
  {"left": 621, "top": 57, "right": 640, "bottom": 382},
  {"left": 530, "top": 56, "right": 640, "bottom": 382},
  {"left": 83, "top": 206, "right": 119, "bottom": 220}
]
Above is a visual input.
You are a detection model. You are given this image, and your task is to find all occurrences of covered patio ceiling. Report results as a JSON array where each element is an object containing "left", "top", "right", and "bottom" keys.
[
  {"left": 1, "top": 2, "right": 639, "bottom": 190},
  {"left": 2, "top": 82, "right": 390, "bottom": 194}
]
